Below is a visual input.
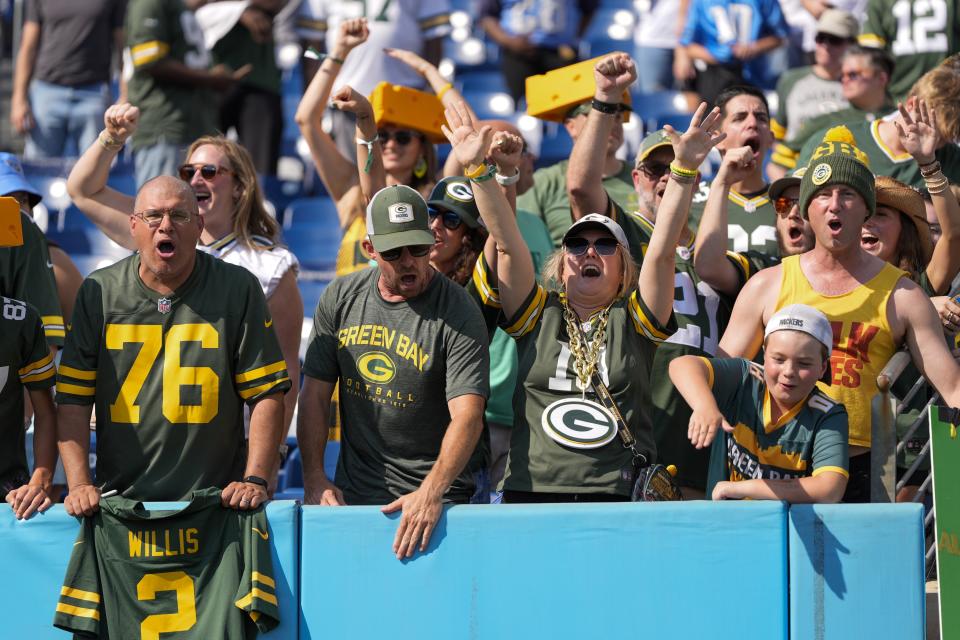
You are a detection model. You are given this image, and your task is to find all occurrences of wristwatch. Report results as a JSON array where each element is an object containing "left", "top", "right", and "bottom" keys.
[{"left": 243, "top": 475, "right": 269, "bottom": 489}]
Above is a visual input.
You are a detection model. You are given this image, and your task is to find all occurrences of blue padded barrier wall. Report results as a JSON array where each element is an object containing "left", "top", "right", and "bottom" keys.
[
  {"left": 0, "top": 500, "right": 299, "bottom": 639},
  {"left": 300, "top": 501, "right": 789, "bottom": 640},
  {"left": 789, "top": 504, "right": 925, "bottom": 640}
]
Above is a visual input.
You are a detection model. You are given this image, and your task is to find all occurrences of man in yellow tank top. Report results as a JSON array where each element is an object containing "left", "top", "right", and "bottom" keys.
[{"left": 717, "top": 125, "right": 960, "bottom": 502}]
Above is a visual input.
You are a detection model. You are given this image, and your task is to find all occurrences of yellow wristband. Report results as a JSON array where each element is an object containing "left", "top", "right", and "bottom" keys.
[
  {"left": 464, "top": 163, "right": 488, "bottom": 179},
  {"left": 670, "top": 162, "right": 698, "bottom": 177},
  {"left": 437, "top": 83, "right": 453, "bottom": 100}
]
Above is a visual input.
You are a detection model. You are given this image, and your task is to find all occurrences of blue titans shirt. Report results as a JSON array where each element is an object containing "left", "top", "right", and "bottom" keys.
[{"left": 680, "top": 0, "right": 788, "bottom": 65}]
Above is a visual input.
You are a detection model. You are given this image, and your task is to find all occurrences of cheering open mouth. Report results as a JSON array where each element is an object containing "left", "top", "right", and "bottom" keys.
[{"left": 156, "top": 238, "right": 177, "bottom": 259}]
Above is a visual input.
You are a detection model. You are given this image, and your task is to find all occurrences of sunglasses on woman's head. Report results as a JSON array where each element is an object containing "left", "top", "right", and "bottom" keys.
[
  {"left": 774, "top": 196, "right": 800, "bottom": 215},
  {"left": 428, "top": 207, "right": 463, "bottom": 230},
  {"left": 178, "top": 163, "right": 232, "bottom": 181},
  {"left": 563, "top": 236, "right": 619, "bottom": 256},
  {"left": 378, "top": 130, "right": 416, "bottom": 146},
  {"left": 379, "top": 244, "right": 432, "bottom": 261}
]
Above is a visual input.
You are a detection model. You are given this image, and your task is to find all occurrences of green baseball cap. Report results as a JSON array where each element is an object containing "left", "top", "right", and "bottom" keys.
[
  {"left": 427, "top": 177, "right": 484, "bottom": 229},
  {"left": 365, "top": 185, "right": 435, "bottom": 253},
  {"left": 768, "top": 166, "right": 807, "bottom": 201},
  {"left": 634, "top": 129, "right": 673, "bottom": 167}
]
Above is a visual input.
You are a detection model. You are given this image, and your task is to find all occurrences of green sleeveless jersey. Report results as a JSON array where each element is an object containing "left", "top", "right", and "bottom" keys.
[
  {"left": 702, "top": 357, "right": 849, "bottom": 490},
  {"left": 54, "top": 488, "right": 279, "bottom": 639},
  {"left": 860, "top": 0, "right": 960, "bottom": 101},
  {"left": 688, "top": 185, "right": 779, "bottom": 257},
  {"left": 0, "top": 213, "right": 64, "bottom": 347},
  {"left": 0, "top": 297, "right": 55, "bottom": 492},
  {"left": 475, "top": 256, "right": 676, "bottom": 495},
  {"left": 56, "top": 252, "right": 290, "bottom": 501},
  {"left": 796, "top": 117, "right": 960, "bottom": 187}
]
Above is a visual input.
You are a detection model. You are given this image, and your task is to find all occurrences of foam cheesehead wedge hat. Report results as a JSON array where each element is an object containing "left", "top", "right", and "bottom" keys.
[
  {"left": 764, "top": 303, "right": 834, "bottom": 384},
  {"left": 799, "top": 126, "right": 876, "bottom": 219},
  {"left": 427, "top": 177, "right": 484, "bottom": 229},
  {"left": 366, "top": 185, "right": 435, "bottom": 253}
]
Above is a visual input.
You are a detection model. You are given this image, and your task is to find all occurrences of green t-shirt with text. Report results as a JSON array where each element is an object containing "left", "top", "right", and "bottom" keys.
[{"left": 303, "top": 267, "right": 490, "bottom": 505}]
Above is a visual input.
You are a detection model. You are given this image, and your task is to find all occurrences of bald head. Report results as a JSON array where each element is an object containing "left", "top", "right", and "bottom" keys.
[
  {"left": 135, "top": 175, "right": 199, "bottom": 215},
  {"left": 482, "top": 119, "right": 523, "bottom": 138}
]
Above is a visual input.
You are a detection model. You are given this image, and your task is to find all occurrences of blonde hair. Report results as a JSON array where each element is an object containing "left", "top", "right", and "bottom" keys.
[
  {"left": 909, "top": 55, "right": 960, "bottom": 143},
  {"left": 540, "top": 244, "right": 638, "bottom": 298},
  {"left": 184, "top": 136, "right": 280, "bottom": 250}
]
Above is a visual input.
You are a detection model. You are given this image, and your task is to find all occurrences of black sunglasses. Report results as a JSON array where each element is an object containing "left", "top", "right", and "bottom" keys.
[
  {"left": 378, "top": 130, "right": 417, "bottom": 146},
  {"left": 428, "top": 207, "right": 462, "bottom": 230},
  {"left": 637, "top": 161, "right": 671, "bottom": 180},
  {"left": 563, "top": 236, "right": 619, "bottom": 256},
  {"left": 380, "top": 244, "right": 432, "bottom": 261},
  {"left": 815, "top": 33, "right": 848, "bottom": 46},
  {"left": 178, "top": 163, "right": 232, "bottom": 181}
]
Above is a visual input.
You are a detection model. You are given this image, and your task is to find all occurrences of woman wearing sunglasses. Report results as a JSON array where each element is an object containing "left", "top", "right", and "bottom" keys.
[
  {"left": 295, "top": 18, "right": 465, "bottom": 277},
  {"left": 446, "top": 99, "right": 727, "bottom": 501},
  {"left": 65, "top": 104, "right": 304, "bottom": 435}
]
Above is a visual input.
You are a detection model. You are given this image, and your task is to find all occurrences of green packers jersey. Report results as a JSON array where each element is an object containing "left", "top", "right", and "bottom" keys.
[
  {"left": 0, "top": 213, "right": 64, "bottom": 347},
  {"left": 772, "top": 66, "right": 847, "bottom": 143},
  {"left": 688, "top": 185, "right": 779, "bottom": 257},
  {"left": 517, "top": 159, "right": 638, "bottom": 246},
  {"left": 860, "top": 0, "right": 960, "bottom": 101},
  {"left": 0, "top": 297, "right": 55, "bottom": 492},
  {"left": 303, "top": 267, "right": 490, "bottom": 505},
  {"left": 772, "top": 105, "right": 891, "bottom": 171},
  {"left": 474, "top": 256, "right": 676, "bottom": 495},
  {"left": 725, "top": 249, "right": 781, "bottom": 294},
  {"left": 54, "top": 488, "right": 279, "bottom": 639},
  {"left": 702, "top": 357, "right": 849, "bottom": 488},
  {"left": 56, "top": 252, "right": 290, "bottom": 501},
  {"left": 125, "top": 0, "right": 217, "bottom": 148},
  {"left": 796, "top": 117, "right": 960, "bottom": 187}
]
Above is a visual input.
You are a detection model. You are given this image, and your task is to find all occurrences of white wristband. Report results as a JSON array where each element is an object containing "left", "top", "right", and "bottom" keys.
[{"left": 495, "top": 168, "right": 520, "bottom": 186}]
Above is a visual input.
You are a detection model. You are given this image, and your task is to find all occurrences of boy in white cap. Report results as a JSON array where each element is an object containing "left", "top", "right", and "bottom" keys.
[{"left": 669, "top": 304, "right": 849, "bottom": 503}]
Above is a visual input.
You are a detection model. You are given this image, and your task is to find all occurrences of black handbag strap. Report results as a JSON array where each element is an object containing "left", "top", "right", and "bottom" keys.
[{"left": 590, "top": 370, "right": 647, "bottom": 467}]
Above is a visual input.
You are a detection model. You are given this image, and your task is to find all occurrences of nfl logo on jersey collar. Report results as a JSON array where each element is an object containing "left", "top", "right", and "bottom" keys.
[{"left": 157, "top": 297, "right": 172, "bottom": 314}]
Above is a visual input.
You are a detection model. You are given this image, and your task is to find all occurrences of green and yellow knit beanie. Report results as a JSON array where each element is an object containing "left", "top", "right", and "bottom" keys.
[{"left": 799, "top": 126, "right": 876, "bottom": 219}]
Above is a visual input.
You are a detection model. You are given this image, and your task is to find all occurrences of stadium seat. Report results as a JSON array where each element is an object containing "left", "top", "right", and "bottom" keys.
[
  {"left": 457, "top": 69, "right": 509, "bottom": 94},
  {"left": 298, "top": 278, "right": 331, "bottom": 315},
  {"left": 70, "top": 254, "right": 124, "bottom": 277},
  {"left": 582, "top": 8, "right": 635, "bottom": 46},
  {"left": 279, "top": 439, "right": 339, "bottom": 491},
  {"left": 536, "top": 124, "right": 574, "bottom": 168},
  {"left": 630, "top": 90, "right": 694, "bottom": 132},
  {"left": 282, "top": 196, "right": 339, "bottom": 230},
  {"left": 46, "top": 226, "right": 132, "bottom": 259},
  {"left": 461, "top": 88, "right": 515, "bottom": 121}
]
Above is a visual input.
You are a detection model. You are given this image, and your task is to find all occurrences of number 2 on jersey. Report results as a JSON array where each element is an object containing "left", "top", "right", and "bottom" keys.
[
  {"left": 137, "top": 571, "right": 196, "bottom": 640},
  {"left": 106, "top": 323, "right": 220, "bottom": 424}
]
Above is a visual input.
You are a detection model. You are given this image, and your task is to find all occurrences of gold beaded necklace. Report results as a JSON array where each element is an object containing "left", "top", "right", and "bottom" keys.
[{"left": 562, "top": 297, "right": 611, "bottom": 396}]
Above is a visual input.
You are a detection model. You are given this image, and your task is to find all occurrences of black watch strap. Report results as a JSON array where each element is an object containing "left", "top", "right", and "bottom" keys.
[
  {"left": 591, "top": 98, "right": 620, "bottom": 115},
  {"left": 243, "top": 475, "right": 268, "bottom": 488}
]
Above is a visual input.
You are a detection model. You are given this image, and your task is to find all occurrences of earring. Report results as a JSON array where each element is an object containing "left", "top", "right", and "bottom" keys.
[{"left": 413, "top": 156, "right": 428, "bottom": 179}]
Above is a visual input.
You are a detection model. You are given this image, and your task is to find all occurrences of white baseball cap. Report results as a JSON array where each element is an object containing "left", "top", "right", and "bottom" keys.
[
  {"left": 562, "top": 213, "right": 630, "bottom": 253},
  {"left": 765, "top": 304, "right": 834, "bottom": 383}
]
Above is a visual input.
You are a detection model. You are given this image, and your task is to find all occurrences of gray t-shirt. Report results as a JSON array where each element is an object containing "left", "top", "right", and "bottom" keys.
[
  {"left": 303, "top": 266, "right": 490, "bottom": 505},
  {"left": 26, "top": 0, "right": 124, "bottom": 86}
]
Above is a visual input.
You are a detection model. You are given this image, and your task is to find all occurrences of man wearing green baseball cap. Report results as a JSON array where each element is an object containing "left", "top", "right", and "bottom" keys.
[{"left": 298, "top": 183, "right": 490, "bottom": 558}]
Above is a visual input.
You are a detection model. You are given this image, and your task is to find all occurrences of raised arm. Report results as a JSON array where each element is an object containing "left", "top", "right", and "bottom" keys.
[
  {"left": 443, "top": 102, "right": 534, "bottom": 320},
  {"left": 330, "top": 85, "right": 385, "bottom": 206},
  {"left": 693, "top": 146, "right": 757, "bottom": 297},
  {"left": 65, "top": 103, "right": 139, "bottom": 249},
  {"left": 568, "top": 53, "right": 635, "bottom": 220},
  {"left": 293, "top": 18, "right": 368, "bottom": 208},
  {"left": 640, "top": 103, "right": 726, "bottom": 326},
  {"left": 898, "top": 283, "right": 960, "bottom": 408},
  {"left": 896, "top": 99, "right": 960, "bottom": 293},
  {"left": 385, "top": 48, "right": 477, "bottom": 119}
]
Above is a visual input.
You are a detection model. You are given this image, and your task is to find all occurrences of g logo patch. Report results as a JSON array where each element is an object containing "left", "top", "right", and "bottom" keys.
[
  {"left": 811, "top": 163, "right": 832, "bottom": 186},
  {"left": 387, "top": 202, "right": 414, "bottom": 223},
  {"left": 356, "top": 351, "right": 396, "bottom": 383},
  {"left": 541, "top": 398, "right": 618, "bottom": 449},
  {"left": 445, "top": 181, "right": 474, "bottom": 202}
]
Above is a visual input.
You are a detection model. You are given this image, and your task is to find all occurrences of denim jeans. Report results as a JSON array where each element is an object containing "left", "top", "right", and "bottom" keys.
[
  {"left": 134, "top": 137, "right": 186, "bottom": 188},
  {"left": 25, "top": 79, "right": 110, "bottom": 159}
]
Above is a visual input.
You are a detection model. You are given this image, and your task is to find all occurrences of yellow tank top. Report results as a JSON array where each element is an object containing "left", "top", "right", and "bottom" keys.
[
  {"left": 775, "top": 255, "right": 906, "bottom": 447},
  {"left": 335, "top": 215, "right": 373, "bottom": 276}
]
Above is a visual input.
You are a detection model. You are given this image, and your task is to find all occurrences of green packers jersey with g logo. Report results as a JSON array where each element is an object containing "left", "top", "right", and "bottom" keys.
[
  {"left": 54, "top": 488, "right": 278, "bottom": 639},
  {"left": 56, "top": 252, "right": 290, "bottom": 501},
  {"left": 474, "top": 256, "right": 676, "bottom": 495},
  {"left": 303, "top": 267, "right": 490, "bottom": 505}
]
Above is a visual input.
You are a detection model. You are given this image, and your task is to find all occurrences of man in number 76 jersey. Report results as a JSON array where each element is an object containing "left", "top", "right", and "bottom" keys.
[{"left": 56, "top": 176, "right": 291, "bottom": 513}]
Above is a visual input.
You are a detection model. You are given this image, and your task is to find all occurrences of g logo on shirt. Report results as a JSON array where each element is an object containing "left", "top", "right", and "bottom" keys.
[
  {"left": 356, "top": 351, "right": 397, "bottom": 384},
  {"left": 541, "top": 398, "right": 618, "bottom": 449}
]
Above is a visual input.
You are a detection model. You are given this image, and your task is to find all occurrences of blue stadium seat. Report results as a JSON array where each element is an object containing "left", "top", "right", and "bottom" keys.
[
  {"left": 582, "top": 8, "right": 635, "bottom": 44},
  {"left": 283, "top": 196, "right": 339, "bottom": 230},
  {"left": 462, "top": 88, "right": 516, "bottom": 121},
  {"left": 630, "top": 90, "right": 694, "bottom": 132},
  {"left": 279, "top": 439, "right": 339, "bottom": 491},
  {"left": 535, "top": 124, "right": 574, "bottom": 167},
  {"left": 298, "top": 278, "right": 331, "bottom": 314},
  {"left": 261, "top": 174, "right": 305, "bottom": 224},
  {"left": 70, "top": 254, "right": 124, "bottom": 277},
  {"left": 457, "top": 69, "right": 509, "bottom": 94},
  {"left": 46, "top": 227, "right": 132, "bottom": 259}
]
